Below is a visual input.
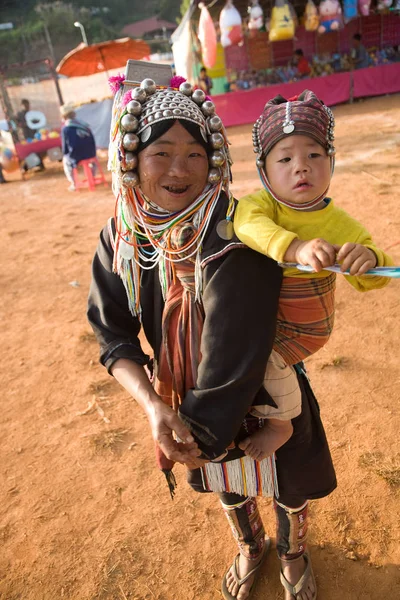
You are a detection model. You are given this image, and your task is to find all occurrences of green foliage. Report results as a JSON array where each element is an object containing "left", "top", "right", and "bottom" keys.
[
  {"left": 158, "top": 0, "right": 182, "bottom": 22},
  {"left": 0, "top": 0, "right": 180, "bottom": 67},
  {"left": 180, "top": 0, "right": 193, "bottom": 17}
]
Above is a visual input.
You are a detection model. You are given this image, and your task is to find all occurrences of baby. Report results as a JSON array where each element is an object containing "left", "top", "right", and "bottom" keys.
[{"left": 234, "top": 90, "right": 393, "bottom": 461}]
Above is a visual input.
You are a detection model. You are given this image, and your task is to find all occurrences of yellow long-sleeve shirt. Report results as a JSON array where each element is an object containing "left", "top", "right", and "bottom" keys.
[{"left": 234, "top": 189, "right": 393, "bottom": 292}]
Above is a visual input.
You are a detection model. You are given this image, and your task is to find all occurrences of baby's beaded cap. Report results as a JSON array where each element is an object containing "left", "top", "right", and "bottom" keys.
[{"left": 252, "top": 89, "right": 336, "bottom": 168}]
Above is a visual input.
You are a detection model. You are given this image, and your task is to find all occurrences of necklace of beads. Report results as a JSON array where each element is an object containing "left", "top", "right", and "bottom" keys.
[{"left": 115, "top": 183, "right": 222, "bottom": 269}]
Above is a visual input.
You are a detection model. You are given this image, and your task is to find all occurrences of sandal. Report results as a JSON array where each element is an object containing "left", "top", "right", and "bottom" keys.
[
  {"left": 280, "top": 553, "right": 317, "bottom": 600},
  {"left": 221, "top": 537, "right": 271, "bottom": 600}
]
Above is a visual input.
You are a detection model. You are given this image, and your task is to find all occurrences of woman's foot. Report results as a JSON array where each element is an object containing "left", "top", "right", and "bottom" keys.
[
  {"left": 239, "top": 419, "right": 293, "bottom": 461},
  {"left": 222, "top": 540, "right": 270, "bottom": 600},
  {"left": 280, "top": 554, "right": 317, "bottom": 600}
]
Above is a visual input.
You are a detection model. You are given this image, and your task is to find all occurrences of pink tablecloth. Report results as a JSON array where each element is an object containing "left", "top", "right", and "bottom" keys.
[
  {"left": 213, "top": 72, "right": 351, "bottom": 128},
  {"left": 353, "top": 62, "right": 400, "bottom": 99},
  {"left": 14, "top": 137, "right": 62, "bottom": 160}
]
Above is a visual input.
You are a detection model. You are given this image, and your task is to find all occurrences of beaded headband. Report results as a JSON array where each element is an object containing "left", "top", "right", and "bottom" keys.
[
  {"left": 253, "top": 90, "right": 336, "bottom": 164},
  {"left": 109, "top": 77, "right": 232, "bottom": 194},
  {"left": 252, "top": 90, "right": 336, "bottom": 210}
]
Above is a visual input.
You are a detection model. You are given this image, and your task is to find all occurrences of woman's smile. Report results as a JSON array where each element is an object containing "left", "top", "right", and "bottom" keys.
[{"left": 162, "top": 183, "right": 191, "bottom": 195}]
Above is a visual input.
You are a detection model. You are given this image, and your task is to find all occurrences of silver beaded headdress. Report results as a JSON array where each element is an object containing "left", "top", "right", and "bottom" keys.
[
  {"left": 107, "top": 75, "right": 234, "bottom": 319},
  {"left": 109, "top": 77, "right": 232, "bottom": 197}
]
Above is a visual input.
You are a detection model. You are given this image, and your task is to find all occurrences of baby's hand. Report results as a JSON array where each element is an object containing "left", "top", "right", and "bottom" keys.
[
  {"left": 333, "top": 243, "right": 377, "bottom": 276},
  {"left": 295, "top": 238, "right": 337, "bottom": 272}
]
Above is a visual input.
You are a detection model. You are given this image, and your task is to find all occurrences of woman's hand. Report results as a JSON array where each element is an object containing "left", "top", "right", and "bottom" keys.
[
  {"left": 111, "top": 359, "right": 206, "bottom": 468},
  {"left": 146, "top": 397, "right": 203, "bottom": 465},
  {"left": 334, "top": 243, "right": 377, "bottom": 275}
]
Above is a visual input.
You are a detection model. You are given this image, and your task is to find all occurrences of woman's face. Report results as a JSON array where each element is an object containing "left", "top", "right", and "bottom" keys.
[{"left": 138, "top": 121, "right": 209, "bottom": 212}]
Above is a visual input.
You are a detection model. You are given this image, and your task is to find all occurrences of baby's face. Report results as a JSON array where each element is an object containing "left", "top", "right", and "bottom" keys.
[{"left": 265, "top": 135, "right": 331, "bottom": 210}]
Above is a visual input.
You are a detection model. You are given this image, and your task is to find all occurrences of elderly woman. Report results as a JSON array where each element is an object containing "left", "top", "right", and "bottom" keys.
[{"left": 88, "top": 76, "right": 336, "bottom": 600}]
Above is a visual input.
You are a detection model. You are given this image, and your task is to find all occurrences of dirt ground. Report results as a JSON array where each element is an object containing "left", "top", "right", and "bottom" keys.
[{"left": 0, "top": 95, "right": 399, "bottom": 600}]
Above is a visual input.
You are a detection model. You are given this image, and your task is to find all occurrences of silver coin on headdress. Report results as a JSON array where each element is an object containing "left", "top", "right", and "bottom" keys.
[
  {"left": 179, "top": 82, "right": 193, "bottom": 96},
  {"left": 122, "top": 171, "right": 140, "bottom": 187},
  {"left": 201, "top": 101, "right": 215, "bottom": 117},
  {"left": 208, "top": 168, "right": 221, "bottom": 184},
  {"left": 123, "top": 152, "right": 138, "bottom": 171},
  {"left": 126, "top": 100, "right": 142, "bottom": 116},
  {"left": 208, "top": 116, "right": 222, "bottom": 132},
  {"left": 141, "top": 127, "right": 152, "bottom": 143},
  {"left": 192, "top": 89, "right": 206, "bottom": 105},
  {"left": 131, "top": 87, "right": 147, "bottom": 103},
  {"left": 283, "top": 123, "right": 295, "bottom": 134},
  {"left": 123, "top": 133, "right": 139, "bottom": 151},
  {"left": 121, "top": 114, "right": 138, "bottom": 132},
  {"left": 210, "top": 133, "right": 224, "bottom": 149},
  {"left": 140, "top": 78, "right": 156, "bottom": 95},
  {"left": 210, "top": 151, "right": 225, "bottom": 168}
]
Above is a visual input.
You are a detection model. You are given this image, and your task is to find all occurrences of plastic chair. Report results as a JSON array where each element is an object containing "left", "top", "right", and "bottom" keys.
[{"left": 72, "top": 157, "right": 107, "bottom": 192}]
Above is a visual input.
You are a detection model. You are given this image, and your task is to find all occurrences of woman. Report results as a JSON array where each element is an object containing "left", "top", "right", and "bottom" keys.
[{"left": 88, "top": 75, "right": 336, "bottom": 600}]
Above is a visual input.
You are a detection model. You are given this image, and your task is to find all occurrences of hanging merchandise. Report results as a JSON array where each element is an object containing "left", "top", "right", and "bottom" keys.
[
  {"left": 318, "top": 0, "right": 344, "bottom": 34},
  {"left": 269, "top": 0, "right": 296, "bottom": 42},
  {"left": 343, "top": 0, "right": 358, "bottom": 21},
  {"left": 248, "top": 0, "right": 264, "bottom": 30},
  {"left": 358, "top": 0, "right": 371, "bottom": 15},
  {"left": 171, "top": 7, "right": 195, "bottom": 83},
  {"left": 207, "top": 42, "right": 227, "bottom": 79},
  {"left": 198, "top": 3, "right": 217, "bottom": 68},
  {"left": 304, "top": 0, "right": 320, "bottom": 31},
  {"left": 219, "top": 0, "right": 244, "bottom": 48}
]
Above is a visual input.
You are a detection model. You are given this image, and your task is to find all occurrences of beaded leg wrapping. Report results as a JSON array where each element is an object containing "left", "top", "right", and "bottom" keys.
[
  {"left": 220, "top": 494, "right": 266, "bottom": 560},
  {"left": 274, "top": 499, "right": 309, "bottom": 560}
]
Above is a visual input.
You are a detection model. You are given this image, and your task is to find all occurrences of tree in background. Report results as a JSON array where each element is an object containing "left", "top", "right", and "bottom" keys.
[
  {"left": 180, "top": 0, "right": 193, "bottom": 17},
  {"left": 0, "top": 0, "right": 182, "bottom": 67}
]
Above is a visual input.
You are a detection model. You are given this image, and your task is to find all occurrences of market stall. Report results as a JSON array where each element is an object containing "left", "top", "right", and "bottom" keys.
[
  {"left": 213, "top": 61, "right": 400, "bottom": 126},
  {"left": 0, "top": 58, "right": 63, "bottom": 175},
  {"left": 174, "top": 1, "right": 400, "bottom": 123}
]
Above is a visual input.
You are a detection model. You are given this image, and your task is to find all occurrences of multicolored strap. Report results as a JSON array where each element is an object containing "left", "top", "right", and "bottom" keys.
[{"left": 280, "top": 263, "right": 400, "bottom": 278}]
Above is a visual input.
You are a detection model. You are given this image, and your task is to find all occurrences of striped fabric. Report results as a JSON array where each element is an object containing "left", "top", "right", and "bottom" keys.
[
  {"left": 274, "top": 273, "right": 336, "bottom": 365},
  {"left": 201, "top": 455, "right": 278, "bottom": 497},
  {"left": 154, "top": 224, "right": 204, "bottom": 478}
]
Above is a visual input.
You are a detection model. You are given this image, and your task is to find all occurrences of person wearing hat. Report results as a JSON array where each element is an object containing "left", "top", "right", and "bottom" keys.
[
  {"left": 60, "top": 103, "right": 96, "bottom": 191},
  {"left": 88, "top": 78, "right": 338, "bottom": 600},
  {"left": 234, "top": 92, "right": 392, "bottom": 594}
]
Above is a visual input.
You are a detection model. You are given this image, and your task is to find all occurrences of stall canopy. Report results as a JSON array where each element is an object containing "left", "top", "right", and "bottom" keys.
[{"left": 56, "top": 38, "right": 151, "bottom": 77}]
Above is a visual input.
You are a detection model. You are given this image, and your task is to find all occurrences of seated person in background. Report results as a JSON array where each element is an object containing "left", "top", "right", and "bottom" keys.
[
  {"left": 351, "top": 33, "right": 370, "bottom": 69},
  {"left": 198, "top": 66, "right": 213, "bottom": 95},
  {"left": 292, "top": 48, "right": 311, "bottom": 78},
  {"left": 16, "top": 98, "right": 45, "bottom": 171},
  {"left": 16, "top": 98, "right": 35, "bottom": 141},
  {"left": 60, "top": 103, "right": 96, "bottom": 192}
]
